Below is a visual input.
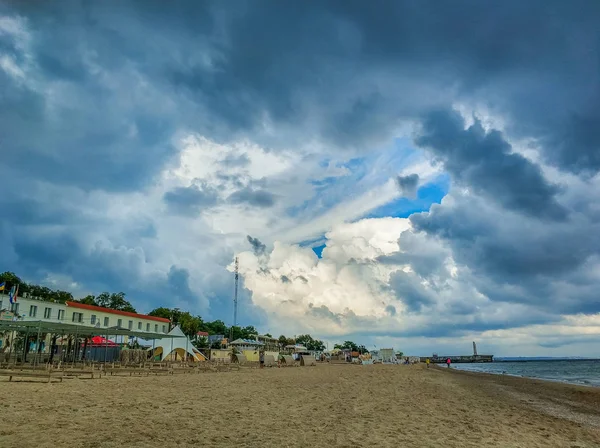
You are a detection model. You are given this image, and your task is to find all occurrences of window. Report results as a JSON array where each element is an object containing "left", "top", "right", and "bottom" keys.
[
  {"left": 146, "top": 323, "right": 150, "bottom": 331},
  {"left": 128, "top": 320, "right": 133, "bottom": 330},
  {"left": 137, "top": 322, "right": 142, "bottom": 330},
  {"left": 29, "top": 305, "right": 37, "bottom": 317},
  {"left": 44, "top": 307, "right": 52, "bottom": 319},
  {"left": 11, "top": 302, "right": 19, "bottom": 314},
  {"left": 91, "top": 315, "right": 97, "bottom": 325},
  {"left": 57, "top": 309, "right": 64, "bottom": 320},
  {"left": 72, "top": 312, "right": 83, "bottom": 323},
  {"left": 155, "top": 324, "right": 158, "bottom": 332},
  {"left": 162, "top": 325, "right": 166, "bottom": 333},
  {"left": 117, "top": 318, "right": 123, "bottom": 328},
  {"left": 104, "top": 317, "right": 109, "bottom": 327}
]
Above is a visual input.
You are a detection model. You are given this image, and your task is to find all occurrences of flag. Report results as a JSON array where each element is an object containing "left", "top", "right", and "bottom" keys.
[
  {"left": 0, "top": 282, "right": 5, "bottom": 291},
  {"left": 8, "top": 285, "right": 18, "bottom": 305}
]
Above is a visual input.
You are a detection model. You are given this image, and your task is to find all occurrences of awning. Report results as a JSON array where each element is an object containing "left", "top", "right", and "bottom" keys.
[{"left": 0, "top": 320, "right": 178, "bottom": 339}]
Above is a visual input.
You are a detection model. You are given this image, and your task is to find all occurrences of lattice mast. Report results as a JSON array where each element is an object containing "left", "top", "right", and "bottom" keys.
[{"left": 233, "top": 256, "right": 239, "bottom": 328}]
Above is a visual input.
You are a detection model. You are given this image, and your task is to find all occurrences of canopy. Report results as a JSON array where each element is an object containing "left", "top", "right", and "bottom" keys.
[
  {"left": 84, "top": 336, "right": 117, "bottom": 347},
  {"left": 151, "top": 325, "right": 207, "bottom": 362},
  {"left": 0, "top": 319, "right": 178, "bottom": 340}
]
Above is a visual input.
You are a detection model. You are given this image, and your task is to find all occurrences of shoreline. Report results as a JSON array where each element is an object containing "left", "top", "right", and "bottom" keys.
[
  {"left": 435, "top": 364, "right": 600, "bottom": 429},
  {"left": 448, "top": 363, "right": 600, "bottom": 389}
]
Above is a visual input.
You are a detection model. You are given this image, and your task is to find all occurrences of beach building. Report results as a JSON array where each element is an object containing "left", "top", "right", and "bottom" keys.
[
  {"left": 254, "top": 334, "right": 278, "bottom": 351},
  {"left": 64, "top": 301, "right": 170, "bottom": 336},
  {"left": 208, "top": 334, "right": 227, "bottom": 348},
  {"left": 209, "top": 348, "right": 232, "bottom": 362},
  {"left": 380, "top": 348, "right": 396, "bottom": 363},
  {"left": 230, "top": 338, "right": 264, "bottom": 362},
  {"left": 0, "top": 290, "right": 170, "bottom": 353}
]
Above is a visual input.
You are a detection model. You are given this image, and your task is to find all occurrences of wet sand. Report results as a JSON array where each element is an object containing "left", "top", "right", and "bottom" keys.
[{"left": 0, "top": 363, "right": 599, "bottom": 447}]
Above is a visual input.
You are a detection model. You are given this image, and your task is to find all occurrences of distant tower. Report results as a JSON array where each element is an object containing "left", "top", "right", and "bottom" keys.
[
  {"left": 229, "top": 257, "right": 239, "bottom": 343},
  {"left": 233, "top": 256, "right": 239, "bottom": 328},
  {"left": 473, "top": 341, "right": 478, "bottom": 356}
]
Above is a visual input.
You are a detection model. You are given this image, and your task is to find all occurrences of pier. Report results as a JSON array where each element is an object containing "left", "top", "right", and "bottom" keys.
[
  {"left": 420, "top": 354, "right": 494, "bottom": 363},
  {"left": 421, "top": 341, "right": 494, "bottom": 363}
]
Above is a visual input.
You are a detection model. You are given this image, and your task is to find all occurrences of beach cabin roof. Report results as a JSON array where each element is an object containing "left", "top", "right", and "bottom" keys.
[
  {"left": 285, "top": 344, "right": 308, "bottom": 351},
  {"left": 229, "top": 338, "right": 264, "bottom": 346}
]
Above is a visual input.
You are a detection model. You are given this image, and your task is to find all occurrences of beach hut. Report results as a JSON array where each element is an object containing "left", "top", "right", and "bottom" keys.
[
  {"left": 263, "top": 354, "right": 276, "bottom": 367},
  {"left": 151, "top": 326, "right": 207, "bottom": 362},
  {"left": 231, "top": 353, "right": 247, "bottom": 364},
  {"left": 279, "top": 355, "right": 295, "bottom": 366},
  {"left": 300, "top": 355, "right": 316, "bottom": 366}
]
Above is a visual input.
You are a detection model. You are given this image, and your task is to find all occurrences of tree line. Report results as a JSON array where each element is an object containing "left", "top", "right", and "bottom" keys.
[
  {"left": 1, "top": 271, "right": 369, "bottom": 353},
  {"left": 1, "top": 271, "right": 137, "bottom": 312}
]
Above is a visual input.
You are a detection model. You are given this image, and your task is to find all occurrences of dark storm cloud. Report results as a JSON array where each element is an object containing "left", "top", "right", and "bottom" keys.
[
  {"left": 1, "top": 0, "right": 600, "bottom": 339},
  {"left": 416, "top": 109, "right": 567, "bottom": 221},
  {"left": 228, "top": 187, "right": 276, "bottom": 208},
  {"left": 307, "top": 303, "right": 342, "bottom": 325},
  {"left": 246, "top": 235, "right": 266, "bottom": 256},
  {"left": 167, "top": 266, "right": 196, "bottom": 303},
  {"left": 396, "top": 174, "right": 419, "bottom": 199},
  {"left": 410, "top": 193, "right": 600, "bottom": 314},
  {"left": 1, "top": 0, "right": 598, "bottom": 198},
  {"left": 163, "top": 183, "right": 219, "bottom": 216},
  {"left": 389, "top": 270, "right": 435, "bottom": 312}
]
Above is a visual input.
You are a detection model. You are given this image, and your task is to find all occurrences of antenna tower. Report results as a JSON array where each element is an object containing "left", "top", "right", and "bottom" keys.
[{"left": 233, "top": 256, "right": 239, "bottom": 328}]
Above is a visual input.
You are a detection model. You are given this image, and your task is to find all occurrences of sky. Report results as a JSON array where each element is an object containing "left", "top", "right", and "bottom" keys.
[{"left": 1, "top": 1, "right": 600, "bottom": 357}]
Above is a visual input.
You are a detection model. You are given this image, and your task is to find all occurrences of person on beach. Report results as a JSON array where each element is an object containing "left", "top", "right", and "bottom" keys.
[
  {"left": 259, "top": 351, "right": 265, "bottom": 368},
  {"left": 426, "top": 358, "right": 430, "bottom": 368},
  {"left": 446, "top": 358, "right": 451, "bottom": 368}
]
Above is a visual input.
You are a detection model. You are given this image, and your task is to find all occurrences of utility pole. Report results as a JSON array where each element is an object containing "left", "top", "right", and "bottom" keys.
[{"left": 230, "top": 257, "right": 239, "bottom": 343}]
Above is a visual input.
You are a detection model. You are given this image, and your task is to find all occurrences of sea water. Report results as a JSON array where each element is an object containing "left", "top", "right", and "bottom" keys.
[{"left": 452, "top": 359, "right": 600, "bottom": 387}]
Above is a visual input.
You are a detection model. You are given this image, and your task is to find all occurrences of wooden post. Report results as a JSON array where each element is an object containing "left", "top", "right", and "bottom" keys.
[
  {"left": 22, "top": 326, "right": 30, "bottom": 364},
  {"left": 34, "top": 321, "right": 42, "bottom": 368}
]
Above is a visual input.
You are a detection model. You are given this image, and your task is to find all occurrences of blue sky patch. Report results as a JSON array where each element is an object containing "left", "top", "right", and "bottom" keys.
[{"left": 365, "top": 175, "right": 449, "bottom": 220}]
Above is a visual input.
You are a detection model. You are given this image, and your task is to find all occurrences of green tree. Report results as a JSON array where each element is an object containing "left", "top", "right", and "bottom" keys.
[
  {"left": 193, "top": 336, "right": 209, "bottom": 349},
  {"left": 78, "top": 295, "right": 97, "bottom": 305},
  {"left": 205, "top": 320, "right": 227, "bottom": 336},
  {"left": 148, "top": 307, "right": 172, "bottom": 320},
  {"left": 52, "top": 290, "right": 74, "bottom": 304},
  {"left": 0, "top": 272, "right": 22, "bottom": 289},
  {"left": 278, "top": 335, "right": 288, "bottom": 348},
  {"left": 176, "top": 311, "right": 201, "bottom": 338},
  {"left": 296, "top": 334, "right": 326, "bottom": 351},
  {"left": 96, "top": 292, "right": 136, "bottom": 313},
  {"left": 334, "top": 341, "right": 359, "bottom": 352}
]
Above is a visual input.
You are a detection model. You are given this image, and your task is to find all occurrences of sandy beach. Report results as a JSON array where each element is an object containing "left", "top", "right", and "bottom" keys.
[{"left": 0, "top": 364, "right": 599, "bottom": 448}]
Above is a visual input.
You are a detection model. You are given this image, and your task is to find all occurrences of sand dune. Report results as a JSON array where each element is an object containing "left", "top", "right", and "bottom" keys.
[{"left": 0, "top": 364, "right": 598, "bottom": 447}]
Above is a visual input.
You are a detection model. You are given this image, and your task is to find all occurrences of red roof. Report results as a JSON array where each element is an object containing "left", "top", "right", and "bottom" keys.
[
  {"left": 66, "top": 301, "right": 170, "bottom": 323},
  {"left": 197, "top": 331, "right": 209, "bottom": 336}
]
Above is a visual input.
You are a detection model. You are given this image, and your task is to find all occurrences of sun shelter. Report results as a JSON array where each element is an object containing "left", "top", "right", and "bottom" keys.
[
  {"left": 151, "top": 325, "right": 207, "bottom": 362},
  {"left": 0, "top": 319, "right": 176, "bottom": 368}
]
